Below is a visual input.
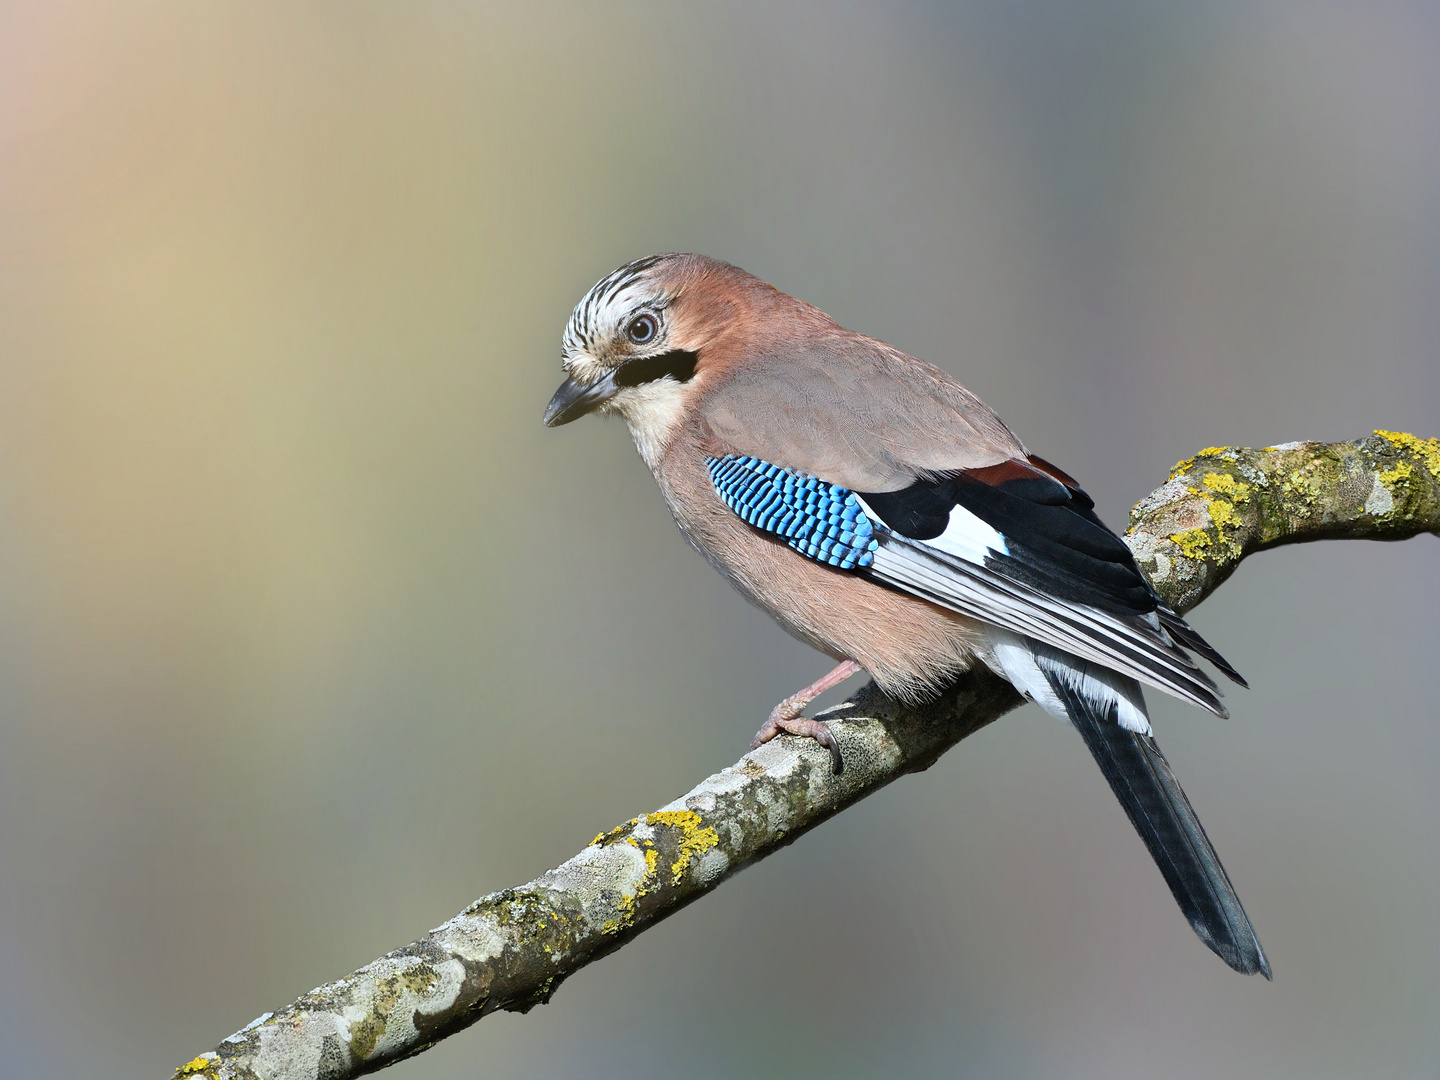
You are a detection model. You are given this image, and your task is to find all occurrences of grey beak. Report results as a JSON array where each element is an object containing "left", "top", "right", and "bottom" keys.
[{"left": 543, "top": 371, "right": 619, "bottom": 427}]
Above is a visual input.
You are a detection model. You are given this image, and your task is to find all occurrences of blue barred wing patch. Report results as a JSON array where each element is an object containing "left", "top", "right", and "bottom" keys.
[{"left": 706, "top": 455, "right": 880, "bottom": 569}]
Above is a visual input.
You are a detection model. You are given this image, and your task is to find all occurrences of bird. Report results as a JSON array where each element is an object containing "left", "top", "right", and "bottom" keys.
[{"left": 543, "top": 252, "right": 1270, "bottom": 978}]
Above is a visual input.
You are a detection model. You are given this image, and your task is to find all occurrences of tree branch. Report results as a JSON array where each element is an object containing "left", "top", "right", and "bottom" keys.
[{"left": 175, "top": 433, "right": 1439, "bottom": 1080}]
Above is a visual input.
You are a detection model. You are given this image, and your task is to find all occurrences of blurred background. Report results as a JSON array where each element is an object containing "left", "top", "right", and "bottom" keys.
[{"left": 1, "top": 2, "right": 1438, "bottom": 1077}]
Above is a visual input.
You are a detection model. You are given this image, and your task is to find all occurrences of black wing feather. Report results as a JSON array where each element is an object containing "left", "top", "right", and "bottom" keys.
[
  {"left": 859, "top": 469, "right": 1157, "bottom": 616},
  {"left": 858, "top": 459, "right": 1246, "bottom": 688},
  {"left": 1157, "top": 605, "right": 1248, "bottom": 687}
]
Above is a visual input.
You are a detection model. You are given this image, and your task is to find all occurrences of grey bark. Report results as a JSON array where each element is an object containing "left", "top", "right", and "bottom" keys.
[{"left": 175, "top": 432, "right": 1440, "bottom": 1080}]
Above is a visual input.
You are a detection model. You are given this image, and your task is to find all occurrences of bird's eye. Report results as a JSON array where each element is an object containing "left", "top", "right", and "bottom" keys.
[{"left": 626, "top": 314, "right": 658, "bottom": 345}]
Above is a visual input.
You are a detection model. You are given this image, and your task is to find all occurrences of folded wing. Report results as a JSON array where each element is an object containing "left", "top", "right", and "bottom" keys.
[{"left": 706, "top": 453, "right": 1244, "bottom": 714}]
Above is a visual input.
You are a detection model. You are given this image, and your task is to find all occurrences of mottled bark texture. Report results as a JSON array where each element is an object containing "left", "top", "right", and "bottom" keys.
[{"left": 177, "top": 432, "right": 1439, "bottom": 1080}]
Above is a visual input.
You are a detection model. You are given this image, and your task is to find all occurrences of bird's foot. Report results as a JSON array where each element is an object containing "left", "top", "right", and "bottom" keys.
[
  {"left": 750, "top": 710, "right": 844, "bottom": 774},
  {"left": 747, "top": 659, "right": 862, "bottom": 775}
]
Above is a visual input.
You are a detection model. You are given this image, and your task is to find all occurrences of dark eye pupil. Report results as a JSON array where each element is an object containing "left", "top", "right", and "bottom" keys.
[{"left": 628, "top": 316, "right": 655, "bottom": 343}]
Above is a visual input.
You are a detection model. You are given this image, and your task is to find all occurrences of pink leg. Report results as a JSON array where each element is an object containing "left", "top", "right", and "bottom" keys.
[{"left": 749, "top": 659, "right": 864, "bottom": 775}]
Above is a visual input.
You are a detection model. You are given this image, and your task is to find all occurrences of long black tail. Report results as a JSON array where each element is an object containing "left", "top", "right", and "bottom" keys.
[{"left": 1048, "top": 675, "right": 1271, "bottom": 978}]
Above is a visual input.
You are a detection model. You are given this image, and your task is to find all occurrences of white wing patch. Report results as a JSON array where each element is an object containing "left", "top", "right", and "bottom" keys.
[{"left": 857, "top": 496, "right": 1008, "bottom": 564}]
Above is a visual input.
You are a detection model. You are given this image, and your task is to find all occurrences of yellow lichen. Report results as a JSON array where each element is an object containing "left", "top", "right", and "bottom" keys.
[
  {"left": 1169, "top": 528, "right": 1213, "bottom": 559},
  {"left": 608, "top": 898, "right": 636, "bottom": 933},
  {"left": 1201, "top": 472, "right": 1250, "bottom": 503},
  {"left": 605, "top": 893, "right": 637, "bottom": 935},
  {"left": 598, "top": 810, "right": 720, "bottom": 935},
  {"left": 646, "top": 810, "right": 720, "bottom": 885},
  {"left": 1375, "top": 430, "right": 1440, "bottom": 479},
  {"left": 175, "top": 1058, "right": 215, "bottom": 1078},
  {"left": 591, "top": 818, "right": 640, "bottom": 848},
  {"left": 1380, "top": 460, "right": 1414, "bottom": 487},
  {"left": 1281, "top": 468, "right": 1317, "bottom": 505},
  {"left": 602, "top": 839, "right": 663, "bottom": 935},
  {"left": 1207, "top": 498, "right": 1241, "bottom": 531},
  {"left": 1167, "top": 472, "right": 1247, "bottom": 564},
  {"left": 1169, "top": 446, "right": 1232, "bottom": 481}
]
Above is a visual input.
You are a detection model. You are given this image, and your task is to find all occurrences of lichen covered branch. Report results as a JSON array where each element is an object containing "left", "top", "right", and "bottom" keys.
[
  {"left": 1126, "top": 431, "right": 1440, "bottom": 611},
  {"left": 177, "top": 433, "right": 1439, "bottom": 1080}
]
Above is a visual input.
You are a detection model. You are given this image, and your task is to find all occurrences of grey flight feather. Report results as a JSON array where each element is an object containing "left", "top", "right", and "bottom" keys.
[{"left": 866, "top": 533, "right": 1227, "bottom": 716}]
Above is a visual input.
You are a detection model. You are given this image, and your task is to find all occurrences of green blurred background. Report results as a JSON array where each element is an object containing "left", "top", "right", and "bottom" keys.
[{"left": 1, "top": 3, "right": 1438, "bottom": 1077}]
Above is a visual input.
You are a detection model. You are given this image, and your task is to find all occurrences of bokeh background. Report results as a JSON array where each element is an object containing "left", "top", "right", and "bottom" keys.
[{"left": 2, "top": 2, "right": 1438, "bottom": 1077}]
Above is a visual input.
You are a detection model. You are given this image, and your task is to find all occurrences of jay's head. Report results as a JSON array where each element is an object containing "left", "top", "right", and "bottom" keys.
[
  {"left": 543, "top": 254, "right": 825, "bottom": 440},
  {"left": 543, "top": 253, "right": 714, "bottom": 432}
]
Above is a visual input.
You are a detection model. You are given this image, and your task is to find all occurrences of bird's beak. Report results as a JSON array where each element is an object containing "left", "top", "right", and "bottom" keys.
[{"left": 543, "top": 370, "right": 619, "bottom": 427}]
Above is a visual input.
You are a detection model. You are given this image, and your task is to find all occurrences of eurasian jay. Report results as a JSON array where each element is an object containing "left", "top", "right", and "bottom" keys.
[{"left": 544, "top": 253, "right": 1270, "bottom": 978}]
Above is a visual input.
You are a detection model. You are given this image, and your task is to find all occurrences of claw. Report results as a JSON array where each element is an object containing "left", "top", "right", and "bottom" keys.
[
  {"left": 751, "top": 712, "right": 845, "bottom": 774},
  {"left": 747, "top": 660, "right": 862, "bottom": 775}
]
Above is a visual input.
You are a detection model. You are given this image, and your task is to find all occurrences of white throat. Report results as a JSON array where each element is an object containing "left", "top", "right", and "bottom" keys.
[{"left": 611, "top": 379, "right": 688, "bottom": 472}]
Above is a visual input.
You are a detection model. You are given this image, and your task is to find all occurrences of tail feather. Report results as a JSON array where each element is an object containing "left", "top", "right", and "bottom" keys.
[{"left": 1047, "top": 672, "right": 1271, "bottom": 978}]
